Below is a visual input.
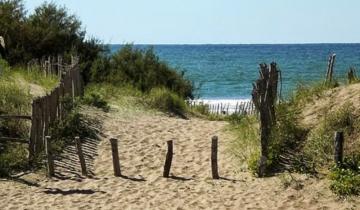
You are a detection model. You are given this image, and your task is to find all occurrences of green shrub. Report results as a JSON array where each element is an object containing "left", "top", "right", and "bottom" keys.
[
  {"left": 89, "top": 56, "right": 111, "bottom": 83},
  {"left": 83, "top": 92, "right": 110, "bottom": 112},
  {"left": 49, "top": 96, "right": 96, "bottom": 155},
  {"left": 0, "top": 143, "right": 28, "bottom": 177},
  {"left": 226, "top": 114, "right": 246, "bottom": 125},
  {"left": 329, "top": 156, "right": 360, "bottom": 196},
  {"left": 266, "top": 102, "right": 310, "bottom": 173},
  {"left": 90, "top": 44, "right": 194, "bottom": 99},
  {"left": 148, "top": 87, "right": 187, "bottom": 117}
]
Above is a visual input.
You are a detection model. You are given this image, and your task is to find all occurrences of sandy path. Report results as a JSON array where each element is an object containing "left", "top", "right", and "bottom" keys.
[{"left": 0, "top": 109, "right": 359, "bottom": 210}]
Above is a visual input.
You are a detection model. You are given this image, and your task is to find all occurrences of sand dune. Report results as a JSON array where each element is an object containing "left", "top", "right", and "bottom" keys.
[{"left": 0, "top": 108, "right": 359, "bottom": 210}]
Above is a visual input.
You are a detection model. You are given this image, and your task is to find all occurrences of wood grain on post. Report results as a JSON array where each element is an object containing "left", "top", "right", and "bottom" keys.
[
  {"left": 110, "top": 138, "right": 121, "bottom": 176},
  {"left": 29, "top": 100, "right": 37, "bottom": 163},
  {"left": 45, "top": 136, "right": 55, "bottom": 177},
  {"left": 211, "top": 136, "right": 220, "bottom": 179},
  {"left": 252, "top": 63, "right": 279, "bottom": 177},
  {"left": 75, "top": 136, "right": 87, "bottom": 176},
  {"left": 163, "top": 140, "right": 173, "bottom": 178},
  {"left": 334, "top": 131, "right": 344, "bottom": 166}
]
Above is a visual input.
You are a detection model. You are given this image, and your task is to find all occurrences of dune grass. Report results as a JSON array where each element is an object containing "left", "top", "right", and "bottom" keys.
[
  {"left": 0, "top": 59, "right": 60, "bottom": 177},
  {"left": 226, "top": 115, "right": 260, "bottom": 172},
  {"left": 84, "top": 83, "right": 189, "bottom": 118}
]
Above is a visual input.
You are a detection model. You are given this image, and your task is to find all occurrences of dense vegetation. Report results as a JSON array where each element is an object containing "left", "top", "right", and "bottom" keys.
[
  {"left": 0, "top": 59, "right": 58, "bottom": 176},
  {"left": 0, "top": 0, "right": 194, "bottom": 101},
  {"left": 227, "top": 80, "right": 360, "bottom": 196},
  {"left": 0, "top": 0, "right": 104, "bottom": 80},
  {"left": 90, "top": 45, "right": 194, "bottom": 99},
  {"left": 0, "top": 0, "right": 194, "bottom": 176}
]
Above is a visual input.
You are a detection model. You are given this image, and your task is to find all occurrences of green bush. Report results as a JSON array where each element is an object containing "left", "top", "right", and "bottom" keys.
[
  {"left": 90, "top": 44, "right": 194, "bottom": 99},
  {"left": 0, "top": 1, "right": 105, "bottom": 85},
  {"left": 83, "top": 92, "right": 110, "bottom": 112},
  {"left": 329, "top": 156, "right": 360, "bottom": 196},
  {"left": 49, "top": 96, "right": 96, "bottom": 155},
  {"left": 0, "top": 143, "right": 28, "bottom": 177},
  {"left": 148, "top": 87, "right": 187, "bottom": 117}
]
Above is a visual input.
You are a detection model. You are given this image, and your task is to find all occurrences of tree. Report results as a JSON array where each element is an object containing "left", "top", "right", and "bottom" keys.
[
  {"left": 0, "top": 0, "right": 27, "bottom": 63},
  {"left": 26, "top": 2, "right": 85, "bottom": 58}
]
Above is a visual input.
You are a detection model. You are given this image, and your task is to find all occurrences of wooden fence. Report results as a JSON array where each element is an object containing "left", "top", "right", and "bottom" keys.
[
  {"left": 188, "top": 100, "right": 257, "bottom": 115},
  {"left": 0, "top": 58, "right": 82, "bottom": 164},
  {"left": 29, "top": 62, "right": 83, "bottom": 161},
  {"left": 27, "top": 55, "right": 79, "bottom": 78}
]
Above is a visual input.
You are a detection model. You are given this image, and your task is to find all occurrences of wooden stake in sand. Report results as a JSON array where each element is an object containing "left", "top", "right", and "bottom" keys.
[
  {"left": 163, "top": 140, "right": 173, "bottom": 178},
  {"left": 75, "top": 136, "right": 87, "bottom": 176},
  {"left": 334, "top": 131, "right": 344, "bottom": 167},
  {"left": 211, "top": 136, "right": 220, "bottom": 179},
  {"left": 45, "top": 136, "right": 55, "bottom": 177},
  {"left": 110, "top": 138, "right": 121, "bottom": 177}
]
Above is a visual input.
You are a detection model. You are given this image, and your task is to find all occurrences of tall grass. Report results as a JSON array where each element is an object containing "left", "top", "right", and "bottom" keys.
[
  {"left": 227, "top": 116, "right": 260, "bottom": 171},
  {"left": 304, "top": 103, "right": 360, "bottom": 167},
  {"left": 85, "top": 83, "right": 189, "bottom": 117},
  {"left": 84, "top": 83, "right": 145, "bottom": 111},
  {"left": 0, "top": 59, "right": 59, "bottom": 93},
  {"left": 147, "top": 87, "right": 187, "bottom": 117},
  {"left": 0, "top": 72, "right": 32, "bottom": 177},
  {"left": 0, "top": 59, "right": 59, "bottom": 177}
]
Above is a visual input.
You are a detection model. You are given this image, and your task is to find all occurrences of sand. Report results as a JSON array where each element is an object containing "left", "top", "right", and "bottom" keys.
[
  {"left": 301, "top": 83, "right": 360, "bottom": 128},
  {"left": 0, "top": 108, "right": 359, "bottom": 210}
]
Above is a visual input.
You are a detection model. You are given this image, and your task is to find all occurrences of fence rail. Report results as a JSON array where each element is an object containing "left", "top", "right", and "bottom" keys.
[
  {"left": 0, "top": 57, "right": 83, "bottom": 163},
  {"left": 0, "top": 115, "right": 32, "bottom": 120}
]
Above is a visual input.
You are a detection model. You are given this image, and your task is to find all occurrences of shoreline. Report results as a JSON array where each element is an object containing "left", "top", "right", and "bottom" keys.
[{"left": 189, "top": 98, "right": 254, "bottom": 114}]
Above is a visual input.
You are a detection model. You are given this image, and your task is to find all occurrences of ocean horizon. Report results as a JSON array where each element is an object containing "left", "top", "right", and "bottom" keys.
[{"left": 110, "top": 44, "right": 360, "bottom": 100}]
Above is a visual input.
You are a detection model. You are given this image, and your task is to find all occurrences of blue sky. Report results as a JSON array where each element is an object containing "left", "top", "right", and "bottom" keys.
[{"left": 24, "top": 0, "right": 360, "bottom": 44}]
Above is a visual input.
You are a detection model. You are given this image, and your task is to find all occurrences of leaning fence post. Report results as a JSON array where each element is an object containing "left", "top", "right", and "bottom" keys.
[
  {"left": 211, "top": 136, "right": 220, "bottom": 179},
  {"left": 110, "top": 138, "right": 121, "bottom": 176},
  {"left": 163, "top": 140, "right": 173, "bottom": 178},
  {"left": 334, "top": 131, "right": 344, "bottom": 166},
  {"left": 45, "top": 136, "right": 55, "bottom": 177},
  {"left": 75, "top": 136, "right": 87, "bottom": 176}
]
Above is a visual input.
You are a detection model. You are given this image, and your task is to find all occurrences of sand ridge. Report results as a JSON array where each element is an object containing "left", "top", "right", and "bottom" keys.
[{"left": 0, "top": 108, "right": 359, "bottom": 209}]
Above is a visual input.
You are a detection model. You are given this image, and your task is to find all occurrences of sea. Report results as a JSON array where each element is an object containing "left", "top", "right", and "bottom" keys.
[{"left": 110, "top": 44, "right": 360, "bottom": 103}]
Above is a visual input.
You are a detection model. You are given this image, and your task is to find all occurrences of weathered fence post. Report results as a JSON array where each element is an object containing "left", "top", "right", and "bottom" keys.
[
  {"left": 211, "top": 136, "right": 220, "bottom": 179},
  {"left": 110, "top": 138, "right": 121, "bottom": 177},
  {"left": 252, "top": 62, "right": 279, "bottom": 177},
  {"left": 334, "top": 131, "right": 344, "bottom": 166},
  {"left": 45, "top": 136, "right": 55, "bottom": 177},
  {"left": 163, "top": 140, "right": 173, "bottom": 178},
  {"left": 75, "top": 136, "right": 87, "bottom": 176},
  {"left": 347, "top": 67, "right": 358, "bottom": 84},
  {"left": 325, "top": 53, "right": 336, "bottom": 84}
]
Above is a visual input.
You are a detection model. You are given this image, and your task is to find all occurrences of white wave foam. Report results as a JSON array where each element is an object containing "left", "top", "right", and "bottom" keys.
[{"left": 188, "top": 98, "right": 254, "bottom": 114}]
